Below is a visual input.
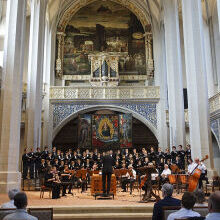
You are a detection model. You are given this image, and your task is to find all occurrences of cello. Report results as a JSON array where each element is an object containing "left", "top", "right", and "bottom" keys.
[{"left": 188, "top": 155, "right": 208, "bottom": 192}]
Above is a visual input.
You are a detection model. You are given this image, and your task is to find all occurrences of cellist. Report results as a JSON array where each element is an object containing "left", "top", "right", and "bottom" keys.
[{"left": 188, "top": 158, "right": 209, "bottom": 189}]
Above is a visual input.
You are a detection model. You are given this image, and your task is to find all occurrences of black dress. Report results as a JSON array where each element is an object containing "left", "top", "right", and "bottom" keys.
[{"left": 45, "top": 173, "right": 61, "bottom": 199}]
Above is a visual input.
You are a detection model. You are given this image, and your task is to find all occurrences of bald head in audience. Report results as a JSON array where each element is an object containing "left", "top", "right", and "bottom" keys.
[{"left": 208, "top": 191, "right": 220, "bottom": 213}]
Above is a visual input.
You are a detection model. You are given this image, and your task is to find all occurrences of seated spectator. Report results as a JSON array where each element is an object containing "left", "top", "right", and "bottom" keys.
[
  {"left": 1, "top": 189, "right": 19, "bottom": 208},
  {"left": 167, "top": 192, "right": 200, "bottom": 220},
  {"left": 194, "top": 189, "right": 207, "bottom": 206},
  {"left": 3, "top": 192, "right": 37, "bottom": 220},
  {"left": 152, "top": 183, "right": 181, "bottom": 220},
  {"left": 205, "top": 191, "right": 220, "bottom": 220}
]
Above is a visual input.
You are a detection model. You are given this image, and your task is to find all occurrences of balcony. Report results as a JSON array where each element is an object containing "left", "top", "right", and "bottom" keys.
[
  {"left": 49, "top": 86, "right": 160, "bottom": 101},
  {"left": 209, "top": 92, "right": 220, "bottom": 115}
]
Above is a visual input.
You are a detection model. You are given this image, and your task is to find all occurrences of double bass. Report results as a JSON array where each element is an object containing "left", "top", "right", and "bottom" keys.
[{"left": 188, "top": 155, "right": 208, "bottom": 192}]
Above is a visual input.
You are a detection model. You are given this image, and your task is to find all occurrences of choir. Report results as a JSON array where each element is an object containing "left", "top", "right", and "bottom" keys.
[{"left": 21, "top": 145, "right": 199, "bottom": 199}]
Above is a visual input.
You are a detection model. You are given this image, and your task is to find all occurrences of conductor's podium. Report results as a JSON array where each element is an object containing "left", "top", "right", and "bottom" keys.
[{"left": 91, "top": 174, "right": 116, "bottom": 196}]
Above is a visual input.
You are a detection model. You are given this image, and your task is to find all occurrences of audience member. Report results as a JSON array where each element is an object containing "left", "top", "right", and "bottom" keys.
[
  {"left": 194, "top": 189, "right": 207, "bottom": 206},
  {"left": 167, "top": 192, "right": 200, "bottom": 220},
  {"left": 205, "top": 191, "right": 220, "bottom": 220},
  {"left": 1, "top": 189, "right": 19, "bottom": 208},
  {"left": 3, "top": 192, "right": 38, "bottom": 220},
  {"left": 152, "top": 183, "right": 181, "bottom": 220}
]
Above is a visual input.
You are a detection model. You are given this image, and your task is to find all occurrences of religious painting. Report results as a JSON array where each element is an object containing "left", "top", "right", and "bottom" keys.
[
  {"left": 119, "top": 114, "right": 132, "bottom": 148},
  {"left": 78, "top": 114, "right": 91, "bottom": 148},
  {"left": 63, "top": 0, "right": 146, "bottom": 75},
  {"left": 92, "top": 115, "right": 119, "bottom": 147}
]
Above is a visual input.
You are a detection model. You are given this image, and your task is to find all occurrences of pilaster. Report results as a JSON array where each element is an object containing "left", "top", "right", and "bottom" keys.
[
  {"left": 181, "top": 0, "right": 215, "bottom": 172},
  {"left": 25, "top": 0, "right": 47, "bottom": 149},
  {"left": 163, "top": 0, "right": 185, "bottom": 148},
  {"left": 217, "top": 0, "right": 220, "bottom": 33},
  {"left": 0, "top": 0, "right": 26, "bottom": 192}
]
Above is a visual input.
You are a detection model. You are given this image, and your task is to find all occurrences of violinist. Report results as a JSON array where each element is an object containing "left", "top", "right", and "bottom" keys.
[
  {"left": 61, "top": 165, "right": 73, "bottom": 196},
  {"left": 121, "top": 165, "right": 136, "bottom": 194},
  {"left": 44, "top": 166, "right": 61, "bottom": 199},
  {"left": 160, "top": 164, "right": 171, "bottom": 184}
]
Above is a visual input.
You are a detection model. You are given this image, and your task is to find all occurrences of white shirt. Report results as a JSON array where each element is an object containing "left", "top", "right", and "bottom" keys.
[
  {"left": 151, "top": 173, "right": 159, "bottom": 180},
  {"left": 1, "top": 200, "right": 16, "bottom": 208},
  {"left": 167, "top": 208, "right": 200, "bottom": 220},
  {"left": 188, "top": 163, "right": 197, "bottom": 174},
  {"left": 125, "top": 169, "right": 136, "bottom": 180},
  {"left": 188, "top": 162, "right": 207, "bottom": 174},
  {"left": 205, "top": 212, "right": 220, "bottom": 220},
  {"left": 198, "top": 162, "right": 207, "bottom": 174},
  {"left": 161, "top": 168, "right": 171, "bottom": 178}
]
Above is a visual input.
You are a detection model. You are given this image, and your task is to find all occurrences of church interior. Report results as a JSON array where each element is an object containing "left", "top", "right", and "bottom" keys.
[{"left": 0, "top": 0, "right": 220, "bottom": 219}]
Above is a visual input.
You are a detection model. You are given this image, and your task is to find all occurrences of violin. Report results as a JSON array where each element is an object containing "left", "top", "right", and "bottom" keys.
[{"left": 139, "top": 175, "right": 147, "bottom": 189}]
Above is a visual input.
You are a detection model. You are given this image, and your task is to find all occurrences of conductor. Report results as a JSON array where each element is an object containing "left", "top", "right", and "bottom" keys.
[{"left": 102, "top": 151, "right": 115, "bottom": 195}]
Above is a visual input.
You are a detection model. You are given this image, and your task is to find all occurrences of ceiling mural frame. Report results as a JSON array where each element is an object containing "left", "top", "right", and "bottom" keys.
[
  {"left": 55, "top": 0, "right": 153, "bottom": 79},
  {"left": 57, "top": 0, "right": 151, "bottom": 32}
]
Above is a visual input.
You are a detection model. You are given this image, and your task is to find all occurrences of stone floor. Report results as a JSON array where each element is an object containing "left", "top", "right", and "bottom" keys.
[{"left": 0, "top": 189, "right": 183, "bottom": 207}]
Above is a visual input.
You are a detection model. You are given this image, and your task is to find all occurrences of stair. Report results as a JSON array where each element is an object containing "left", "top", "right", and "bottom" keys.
[{"left": 53, "top": 206, "right": 153, "bottom": 220}]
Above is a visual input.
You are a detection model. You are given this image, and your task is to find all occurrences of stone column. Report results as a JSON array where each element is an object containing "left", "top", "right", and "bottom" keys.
[
  {"left": 154, "top": 22, "right": 169, "bottom": 150},
  {"left": 217, "top": 0, "right": 220, "bottom": 33},
  {"left": 42, "top": 23, "right": 56, "bottom": 147},
  {"left": 0, "top": 0, "right": 26, "bottom": 192},
  {"left": 163, "top": 0, "right": 185, "bottom": 148},
  {"left": 25, "top": 0, "right": 47, "bottom": 149},
  {"left": 181, "top": 0, "right": 214, "bottom": 171}
]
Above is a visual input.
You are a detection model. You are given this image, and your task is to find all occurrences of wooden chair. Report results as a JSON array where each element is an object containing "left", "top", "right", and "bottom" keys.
[
  {"left": 0, "top": 209, "right": 16, "bottom": 220},
  {"left": 152, "top": 176, "right": 160, "bottom": 196},
  {"left": 168, "top": 175, "right": 179, "bottom": 193},
  {"left": 28, "top": 208, "right": 53, "bottom": 220},
  {"left": 163, "top": 206, "right": 181, "bottom": 220},
  {"left": 205, "top": 176, "right": 220, "bottom": 194},
  {"left": 39, "top": 178, "right": 52, "bottom": 199},
  {"left": 179, "top": 174, "right": 189, "bottom": 192}
]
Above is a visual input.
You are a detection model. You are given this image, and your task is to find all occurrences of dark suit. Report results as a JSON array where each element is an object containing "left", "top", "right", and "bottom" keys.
[
  {"left": 152, "top": 196, "right": 181, "bottom": 220},
  {"left": 102, "top": 155, "right": 114, "bottom": 194}
]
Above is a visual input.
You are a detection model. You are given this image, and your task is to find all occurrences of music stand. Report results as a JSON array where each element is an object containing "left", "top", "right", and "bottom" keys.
[{"left": 137, "top": 166, "right": 160, "bottom": 202}]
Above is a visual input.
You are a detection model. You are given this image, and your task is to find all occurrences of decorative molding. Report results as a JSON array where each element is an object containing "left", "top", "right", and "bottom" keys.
[
  {"left": 209, "top": 92, "right": 220, "bottom": 114},
  {"left": 166, "top": 109, "right": 189, "bottom": 124},
  {"left": 51, "top": 102, "right": 157, "bottom": 130},
  {"left": 62, "top": 74, "right": 148, "bottom": 81},
  {"left": 50, "top": 86, "right": 160, "bottom": 100}
]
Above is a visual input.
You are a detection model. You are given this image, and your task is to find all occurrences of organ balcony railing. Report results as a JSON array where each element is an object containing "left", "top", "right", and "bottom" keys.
[{"left": 49, "top": 86, "right": 160, "bottom": 100}]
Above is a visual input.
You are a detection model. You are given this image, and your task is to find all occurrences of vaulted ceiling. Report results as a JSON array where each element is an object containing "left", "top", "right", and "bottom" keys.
[{"left": 43, "top": 0, "right": 217, "bottom": 32}]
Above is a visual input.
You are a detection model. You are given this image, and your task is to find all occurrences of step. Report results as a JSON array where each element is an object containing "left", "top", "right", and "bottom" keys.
[
  {"left": 53, "top": 206, "right": 153, "bottom": 214},
  {"left": 53, "top": 213, "right": 152, "bottom": 220}
]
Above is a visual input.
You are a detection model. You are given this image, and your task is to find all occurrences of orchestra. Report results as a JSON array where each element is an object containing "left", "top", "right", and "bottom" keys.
[{"left": 22, "top": 145, "right": 209, "bottom": 200}]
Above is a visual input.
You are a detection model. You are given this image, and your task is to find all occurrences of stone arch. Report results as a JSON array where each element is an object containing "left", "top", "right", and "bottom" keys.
[
  {"left": 57, "top": 0, "right": 151, "bottom": 32},
  {"left": 52, "top": 105, "right": 158, "bottom": 141},
  {"left": 211, "top": 127, "right": 220, "bottom": 150}
]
